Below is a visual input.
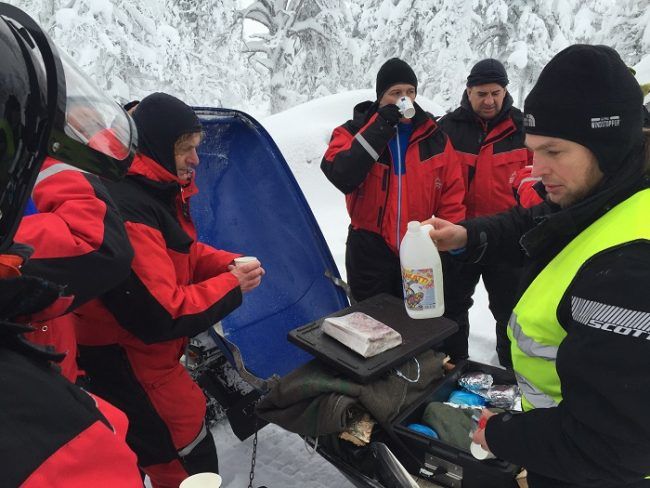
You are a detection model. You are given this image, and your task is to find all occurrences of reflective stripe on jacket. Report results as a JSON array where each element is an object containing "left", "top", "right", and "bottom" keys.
[{"left": 510, "top": 188, "right": 650, "bottom": 411}]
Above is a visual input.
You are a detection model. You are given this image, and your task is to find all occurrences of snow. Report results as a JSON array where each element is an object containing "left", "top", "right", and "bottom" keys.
[{"left": 204, "top": 91, "right": 499, "bottom": 488}]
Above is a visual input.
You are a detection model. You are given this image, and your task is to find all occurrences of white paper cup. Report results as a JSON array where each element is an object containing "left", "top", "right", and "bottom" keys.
[
  {"left": 470, "top": 441, "right": 496, "bottom": 460},
  {"left": 233, "top": 256, "right": 257, "bottom": 266},
  {"left": 397, "top": 96, "right": 415, "bottom": 119},
  {"left": 179, "top": 472, "right": 222, "bottom": 488}
]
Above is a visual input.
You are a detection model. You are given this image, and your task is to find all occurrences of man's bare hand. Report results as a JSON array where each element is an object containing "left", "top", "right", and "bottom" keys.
[
  {"left": 229, "top": 259, "right": 265, "bottom": 293},
  {"left": 421, "top": 217, "right": 468, "bottom": 252}
]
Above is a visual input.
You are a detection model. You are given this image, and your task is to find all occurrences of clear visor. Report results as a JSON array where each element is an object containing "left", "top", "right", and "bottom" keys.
[{"left": 60, "top": 51, "right": 132, "bottom": 161}]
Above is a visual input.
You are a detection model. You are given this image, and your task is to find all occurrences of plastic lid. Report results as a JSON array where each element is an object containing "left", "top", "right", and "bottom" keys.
[{"left": 407, "top": 221, "right": 421, "bottom": 232}]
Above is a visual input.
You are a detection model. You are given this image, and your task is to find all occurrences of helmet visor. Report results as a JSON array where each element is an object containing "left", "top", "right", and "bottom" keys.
[
  {"left": 0, "top": 4, "right": 135, "bottom": 252},
  {"left": 45, "top": 49, "right": 136, "bottom": 181},
  {"left": 60, "top": 50, "right": 134, "bottom": 163}
]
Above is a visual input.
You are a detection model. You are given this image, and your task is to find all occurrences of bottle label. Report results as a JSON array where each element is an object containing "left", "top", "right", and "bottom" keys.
[{"left": 401, "top": 267, "right": 436, "bottom": 310}]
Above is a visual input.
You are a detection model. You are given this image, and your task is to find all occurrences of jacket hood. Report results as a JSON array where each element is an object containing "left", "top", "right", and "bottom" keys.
[
  {"left": 127, "top": 153, "right": 198, "bottom": 203},
  {"left": 131, "top": 92, "right": 202, "bottom": 176}
]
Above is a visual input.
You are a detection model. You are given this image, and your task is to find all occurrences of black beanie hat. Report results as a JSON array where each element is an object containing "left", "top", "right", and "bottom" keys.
[
  {"left": 524, "top": 45, "right": 644, "bottom": 175},
  {"left": 466, "top": 58, "right": 509, "bottom": 87},
  {"left": 132, "top": 92, "right": 202, "bottom": 175},
  {"left": 376, "top": 58, "right": 418, "bottom": 100}
]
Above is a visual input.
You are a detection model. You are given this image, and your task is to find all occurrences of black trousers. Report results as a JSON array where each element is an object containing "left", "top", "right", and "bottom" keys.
[
  {"left": 441, "top": 258, "right": 521, "bottom": 367},
  {"left": 345, "top": 227, "right": 403, "bottom": 303}
]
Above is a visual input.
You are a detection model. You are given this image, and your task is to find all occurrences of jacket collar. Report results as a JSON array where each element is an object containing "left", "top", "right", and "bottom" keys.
[
  {"left": 452, "top": 90, "right": 516, "bottom": 130},
  {"left": 127, "top": 153, "right": 198, "bottom": 202},
  {"left": 520, "top": 161, "right": 650, "bottom": 258}
]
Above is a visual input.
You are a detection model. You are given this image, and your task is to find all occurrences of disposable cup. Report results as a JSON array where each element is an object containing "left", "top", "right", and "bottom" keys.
[
  {"left": 179, "top": 472, "right": 222, "bottom": 488},
  {"left": 470, "top": 441, "right": 496, "bottom": 460},
  {"left": 397, "top": 96, "right": 415, "bottom": 119},
  {"left": 233, "top": 256, "right": 257, "bottom": 266}
]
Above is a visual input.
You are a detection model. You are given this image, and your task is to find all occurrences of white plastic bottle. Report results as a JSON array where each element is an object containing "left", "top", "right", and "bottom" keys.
[{"left": 399, "top": 221, "right": 445, "bottom": 319}]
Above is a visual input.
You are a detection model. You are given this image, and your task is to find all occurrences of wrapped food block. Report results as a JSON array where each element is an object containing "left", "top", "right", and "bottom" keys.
[{"left": 321, "top": 312, "right": 402, "bottom": 358}]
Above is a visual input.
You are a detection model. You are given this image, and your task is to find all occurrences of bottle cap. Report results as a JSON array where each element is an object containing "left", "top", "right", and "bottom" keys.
[{"left": 407, "top": 221, "right": 421, "bottom": 232}]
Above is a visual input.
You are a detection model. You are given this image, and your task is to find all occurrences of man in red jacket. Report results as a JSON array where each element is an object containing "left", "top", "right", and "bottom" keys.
[
  {"left": 438, "top": 59, "right": 533, "bottom": 366},
  {"left": 74, "top": 93, "right": 264, "bottom": 488},
  {"left": 321, "top": 58, "right": 465, "bottom": 302},
  {"left": 0, "top": 4, "right": 141, "bottom": 486},
  {"left": 13, "top": 154, "right": 135, "bottom": 381}
]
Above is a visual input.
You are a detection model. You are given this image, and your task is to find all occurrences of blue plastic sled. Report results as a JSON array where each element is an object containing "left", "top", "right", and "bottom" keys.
[{"left": 191, "top": 107, "right": 348, "bottom": 385}]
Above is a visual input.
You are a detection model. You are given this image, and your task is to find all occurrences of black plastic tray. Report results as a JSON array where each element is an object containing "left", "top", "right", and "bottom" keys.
[{"left": 287, "top": 293, "right": 458, "bottom": 383}]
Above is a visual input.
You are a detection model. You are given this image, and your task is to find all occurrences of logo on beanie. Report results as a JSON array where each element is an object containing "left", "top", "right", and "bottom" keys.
[
  {"left": 591, "top": 116, "right": 620, "bottom": 129},
  {"left": 523, "top": 113, "right": 536, "bottom": 128}
]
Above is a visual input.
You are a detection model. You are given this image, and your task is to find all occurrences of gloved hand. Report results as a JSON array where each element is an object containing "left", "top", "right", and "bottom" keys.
[{"left": 377, "top": 104, "right": 401, "bottom": 126}]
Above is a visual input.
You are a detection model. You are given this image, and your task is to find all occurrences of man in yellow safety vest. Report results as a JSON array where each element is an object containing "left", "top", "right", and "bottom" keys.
[{"left": 426, "top": 44, "right": 650, "bottom": 488}]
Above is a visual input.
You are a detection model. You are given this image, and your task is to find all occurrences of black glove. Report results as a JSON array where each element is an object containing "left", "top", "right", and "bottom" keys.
[
  {"left": 377, "top": 104, "right": 401, "bottom": 126},
  {"left": 4, "top": 242, "right": 34, "bottom": 263}
]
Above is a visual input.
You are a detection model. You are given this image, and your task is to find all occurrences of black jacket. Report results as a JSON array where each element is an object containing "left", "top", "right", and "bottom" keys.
[{"left": 459, "top": 146, "right": 650, "bottom": 487}]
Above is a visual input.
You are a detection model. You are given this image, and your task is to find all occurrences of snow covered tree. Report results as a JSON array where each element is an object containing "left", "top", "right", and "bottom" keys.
[
  {"left": 597, "top": 0, "right": 650, "bottom": 67},
  {"left": 424, "top": 0, "right": 481, "bottom": 111},
  {"left": 473, "top": 0, "right": 574, "bottom": 106},
  {"left": 242, "top": 0, "right": 355, "bottom": 113},
  {"left": 162, "top": 0, "right": 263, "bottom": 109},
  {"left": 6, "top": 0, "right": 648, "bottom": 116}
]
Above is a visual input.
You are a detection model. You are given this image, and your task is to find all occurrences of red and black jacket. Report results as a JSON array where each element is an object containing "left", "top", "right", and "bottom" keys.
[
  {"left": 321, "top": 100, "right": 465, "bottom": 254},
  {"left": 75, "top": 153, "right": 242, "bottom": 346},
  {"left": 2, "top": 349, "right": 141, "bottom": 487},
  {"left": 0, "top": 276, "right": 140, "bottom": 487},
  {"left": 13, "top": 157, "right": 134, "bottom": 380},
  {"left": 438, "top": 92, "right": 533, "bottom": 218},
  {"left": 73, "top": 154, "right": 243, "bottom": 458}
]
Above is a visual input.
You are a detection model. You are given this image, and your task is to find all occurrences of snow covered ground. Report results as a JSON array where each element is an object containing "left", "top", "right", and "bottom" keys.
[{"left": 200, "top": 91, "right": 501, "bottom": 488}]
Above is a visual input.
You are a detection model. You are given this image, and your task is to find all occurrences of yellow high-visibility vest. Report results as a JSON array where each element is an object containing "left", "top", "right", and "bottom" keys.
[{"left": 508, "top": 189, "right": 650, "bottom": 411}]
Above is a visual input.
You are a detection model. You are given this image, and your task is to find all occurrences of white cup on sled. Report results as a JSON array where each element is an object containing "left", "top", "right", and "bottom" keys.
[{"left": 179, "top": 472, "right": 222, "bottom": 488}]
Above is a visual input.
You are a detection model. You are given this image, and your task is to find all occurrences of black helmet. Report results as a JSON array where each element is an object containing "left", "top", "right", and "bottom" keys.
[{"left": 0, "top": 3, "right": 137, "bottom": 252}]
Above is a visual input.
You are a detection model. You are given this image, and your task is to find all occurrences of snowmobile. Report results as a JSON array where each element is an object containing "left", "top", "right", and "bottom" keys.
[{"left": 188, "top": 107, "right": 522, "bottom": 488}]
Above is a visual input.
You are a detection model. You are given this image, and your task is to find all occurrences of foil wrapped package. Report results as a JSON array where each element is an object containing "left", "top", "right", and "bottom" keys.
[
  {"left": 486, "top": 384, "right": 520, "bottom": 410},
  {"left": 458, "top": 372, "right": 493, "bottom": 393}
]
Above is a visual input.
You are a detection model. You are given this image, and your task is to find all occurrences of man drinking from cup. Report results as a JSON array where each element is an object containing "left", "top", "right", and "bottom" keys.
[{"left": 321, "top": 58, "right": 466, "bottom": 302}]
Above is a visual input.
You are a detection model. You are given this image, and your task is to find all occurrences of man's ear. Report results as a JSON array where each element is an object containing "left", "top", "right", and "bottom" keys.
[{"left": 466, "top": 87, "right": 472, "bottom": 97}]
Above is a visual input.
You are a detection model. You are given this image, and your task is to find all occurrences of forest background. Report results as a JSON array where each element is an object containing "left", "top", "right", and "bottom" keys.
[{"left": 9, "top": 0, "right": 650, "bottom": 118}]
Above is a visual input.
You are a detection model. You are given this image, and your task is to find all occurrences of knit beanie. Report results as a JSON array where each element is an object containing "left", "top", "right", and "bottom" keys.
[
  {"left": 524, "top": 45, "right": 644, "bottom": 175},
  {"left": 376, "top": 58, "right": 418, "bottom": 100},
  {"left": 466, "top": 59, "right": 509, "bottom": 87},
  {"left": 132, "top": 92, "right": 202, "bottom": 175}
]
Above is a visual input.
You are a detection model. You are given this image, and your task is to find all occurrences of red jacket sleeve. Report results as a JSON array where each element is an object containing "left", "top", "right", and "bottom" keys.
[
  {"left": 435, "top": 137, "right": 467, "bottom": 223},
  {"left": 101, "top": 221, "right": 242, "bottom": 344},
  {"left": 191, "top": 241, "right": 241, "bottom": 282},
  {"left": 321, "top": 114, "right": 396, "bottom": 194},
  {"left": 14, "top": 158, "right": 133, "bottom": 311}
]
